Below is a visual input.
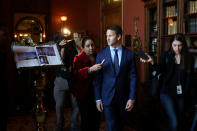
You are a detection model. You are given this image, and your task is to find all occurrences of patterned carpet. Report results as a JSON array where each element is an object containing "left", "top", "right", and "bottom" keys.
[{"left": 7, "top": 108, "right": 135, "bottom": 131}]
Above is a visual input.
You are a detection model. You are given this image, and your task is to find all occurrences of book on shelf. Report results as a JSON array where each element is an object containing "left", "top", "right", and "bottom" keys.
[
  {"left": 166, "top": 5, "right": 176, "bottom": 17},
  {"left": 189, "top": 49, "right": 197, "bottom": 53},
  {"left": 195, "top": 1, "right": 197, "bottom": 13},
  {"left": 195, "top": 17, "right": 197, "bottom": 33},
  {"left": 188, "top": 18, "right": 196, "bottom": 33},
  {"left": 151, "top": 38, "right": 157, "bottom": 53},
  {"left": 173, "top": 20, "right": 177, "bottom": 34},
  {"left": 12, "top": 44, "right": 63, "bottom": 69},
  {"left": 164, "top": 0, "right": 176, "bottom": 3},
  {"left": 167, "top": 20, "right": 177, "bottom": 35},
  {"left": 188, "top": 1, "right": 197, "bottom": 14},
  {"left": 151, "top": 24, "right": 157, "bottom": 37},
  {"left": 168, "top": 23, "right": 172, "bottom": 35}
]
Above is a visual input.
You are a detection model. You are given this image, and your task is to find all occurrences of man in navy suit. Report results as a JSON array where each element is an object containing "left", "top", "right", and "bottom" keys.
[{"left": 93, "top": 25, "right": 137, "bottom": 131}]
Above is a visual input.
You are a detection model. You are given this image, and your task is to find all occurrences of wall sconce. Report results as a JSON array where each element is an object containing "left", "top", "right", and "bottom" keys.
[
  {"left": 60, "top": 16, "right": 71, "bottom": 37},
  {"left": 60, "top": 16, "right": 67, "bottom": 22},
  {"left": 14, "top": 34, "right": 18, "bottom": 42},
  {"left": 43, "top": 34, "right": 46, "bottom": 38},
  {"left": 14, "top": 34, "right": 17, "bottom": 38},
  {"left": 42, "top": 34, "right": 46, "bottom": 43},
  {"left": 168, "top": 18, "right": 174, "bottom": 26},
  {"left": 62, "top": 28, "right": 71, "bottom": 37}
]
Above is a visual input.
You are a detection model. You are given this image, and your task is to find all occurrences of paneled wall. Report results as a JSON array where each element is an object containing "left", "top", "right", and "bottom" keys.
[
  {"left": 0, "top": 0, "right": 13, "bottom": 33},
  {"left": 49, "top": 0, "right": 100, "bottom": 46},
  {"left": 13, "top": 0, "right": 50, "bottom": 13},
  {"left": 123, "top": 0, "right": 145, "bottom": 83}
]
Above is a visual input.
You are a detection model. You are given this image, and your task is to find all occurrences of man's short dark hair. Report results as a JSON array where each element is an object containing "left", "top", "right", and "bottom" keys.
[{"left": 106, "top": 25, "right": 122, "bottom": 36}]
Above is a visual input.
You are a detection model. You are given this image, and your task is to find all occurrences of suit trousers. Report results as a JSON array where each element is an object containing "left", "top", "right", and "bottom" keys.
[{"left": 103, "top": 93, "right": 127, "bottom": 131}]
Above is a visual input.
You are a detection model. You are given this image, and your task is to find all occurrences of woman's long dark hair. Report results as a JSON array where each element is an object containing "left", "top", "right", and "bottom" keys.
[{"left": 168, "top": 33, "right": 191, "bottom": 71}]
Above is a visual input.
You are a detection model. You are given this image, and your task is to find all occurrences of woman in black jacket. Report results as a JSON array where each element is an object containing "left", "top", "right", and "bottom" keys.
[{"left": 141, "top": 33, "right": 196, "bottom": 131}]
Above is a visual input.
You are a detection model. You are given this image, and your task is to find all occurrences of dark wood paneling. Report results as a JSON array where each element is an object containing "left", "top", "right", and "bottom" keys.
[{"left": 13, "top": 0, "right": 50, "bottom": 14}]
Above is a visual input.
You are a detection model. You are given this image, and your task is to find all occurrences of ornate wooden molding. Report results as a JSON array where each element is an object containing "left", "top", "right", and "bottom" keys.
[
  {"left": 132, "top": 16, "right": 142, "bottom": 53},
  {"left": 144, "top": 0, "right": 157, "bottom": 7}
]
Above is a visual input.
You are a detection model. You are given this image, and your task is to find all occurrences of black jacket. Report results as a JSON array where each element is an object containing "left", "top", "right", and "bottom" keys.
[{"left": 153, "top": 51, "right": 192, "bottom": 98}]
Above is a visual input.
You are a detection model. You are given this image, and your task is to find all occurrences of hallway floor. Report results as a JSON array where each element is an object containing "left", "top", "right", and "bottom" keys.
[{"left": 7, "top": 108, "right": 135, "bottom": 131}]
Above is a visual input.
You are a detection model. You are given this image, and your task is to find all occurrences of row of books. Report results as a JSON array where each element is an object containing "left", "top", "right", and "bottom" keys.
[
  {"left": 164, "top": 0, "right": 176, "bottom": 3},
  {"left": 187, "top": 1, "right": 197, "bottom": 14},
  {"left": 164, "top": 20, "right": 177, "bottom": 35},
  {"left": 165, "top": 5, "right": 177, "bottom": 18},
  {"left": 150, "top": 38, "right": 157, "bottom": 53},
  {"left": 151, "top": 24, "right": 157, "bottom": 37},
  {"left": 186, "top": 18, "right": 197, "bottom": 33}
]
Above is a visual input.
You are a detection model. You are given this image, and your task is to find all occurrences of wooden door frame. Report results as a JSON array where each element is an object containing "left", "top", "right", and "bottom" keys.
[{"left": 100, "top": 0, "right": 123, "bottom": 50}]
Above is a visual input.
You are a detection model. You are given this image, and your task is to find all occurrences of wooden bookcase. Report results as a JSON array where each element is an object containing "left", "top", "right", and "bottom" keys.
[
  {"left": 158, "top": 0, "right": 197, "bottom": 51},
  {"left": 144, "top": 0, "right": 158, "bottom": 79},
  {"left": 144, "top": 0, "right": 197, "bottom": 80}
]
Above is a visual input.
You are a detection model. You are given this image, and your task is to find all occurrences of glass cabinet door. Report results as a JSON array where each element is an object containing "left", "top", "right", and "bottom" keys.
[
  {"left": 160, "top": 0, "right": 178, "bottom": 52},
  {"left": 144, "top": 2, "right": 158, "bottom": 79},
  {"left": 149, "top": 7, "right": 158, "bottom": 61},
  {"left": 183, "top": 0, "right": 197, "bottom": 50},
  {"left": 184, "top": 0, "right": 197, "bottom": 34},
  {"left": 162, "top": 0, "right": 178, "bottom": 36},
  {"left": 184, "top": 0, "right": 197, "bottom": 88}
]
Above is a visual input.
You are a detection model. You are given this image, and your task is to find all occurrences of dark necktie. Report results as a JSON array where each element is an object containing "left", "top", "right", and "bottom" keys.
[{"left": 114, "top": 49, "right": 119, "bottom": 74}]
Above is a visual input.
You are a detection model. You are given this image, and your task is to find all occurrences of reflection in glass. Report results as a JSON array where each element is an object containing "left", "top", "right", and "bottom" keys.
[
  {"left": 15, "top": 17, "right": 43, "bottom": 45},
  {"left": 17, "top": 20, "right": 42, "bottom": 31}
]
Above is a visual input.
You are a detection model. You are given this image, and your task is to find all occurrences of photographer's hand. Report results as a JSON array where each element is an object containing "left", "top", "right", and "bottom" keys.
[{"left": 140, "top": 53, "right": 154, "bottom": 65}]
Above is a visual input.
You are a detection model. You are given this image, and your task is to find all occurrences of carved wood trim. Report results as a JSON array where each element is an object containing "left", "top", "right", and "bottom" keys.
[{"left": 144, "top": 0, "right": 157, "bottom": 7}]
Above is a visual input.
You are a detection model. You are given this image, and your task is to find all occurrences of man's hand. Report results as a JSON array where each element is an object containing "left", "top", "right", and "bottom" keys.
[
  {"left": 125, "top": 99, "right": 135, "bottom": 111},
  {"left": 96, "top": 101, "right": 103, "bottom": 112}
]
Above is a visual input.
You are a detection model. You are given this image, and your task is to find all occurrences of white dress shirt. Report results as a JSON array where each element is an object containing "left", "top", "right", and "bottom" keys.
[{"left": 109, "top": 45, "right": 122, "bottom": 65}]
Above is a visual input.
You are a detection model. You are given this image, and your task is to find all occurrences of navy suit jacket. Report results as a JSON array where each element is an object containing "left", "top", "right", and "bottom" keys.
[{"left": 93, "top": 45, "right": 137, "bottom": 106}]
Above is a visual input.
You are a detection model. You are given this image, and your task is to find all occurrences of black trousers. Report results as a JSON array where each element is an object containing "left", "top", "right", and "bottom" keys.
[{"left": 77, "top": 91, "right": 100, "bottom": 131}]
